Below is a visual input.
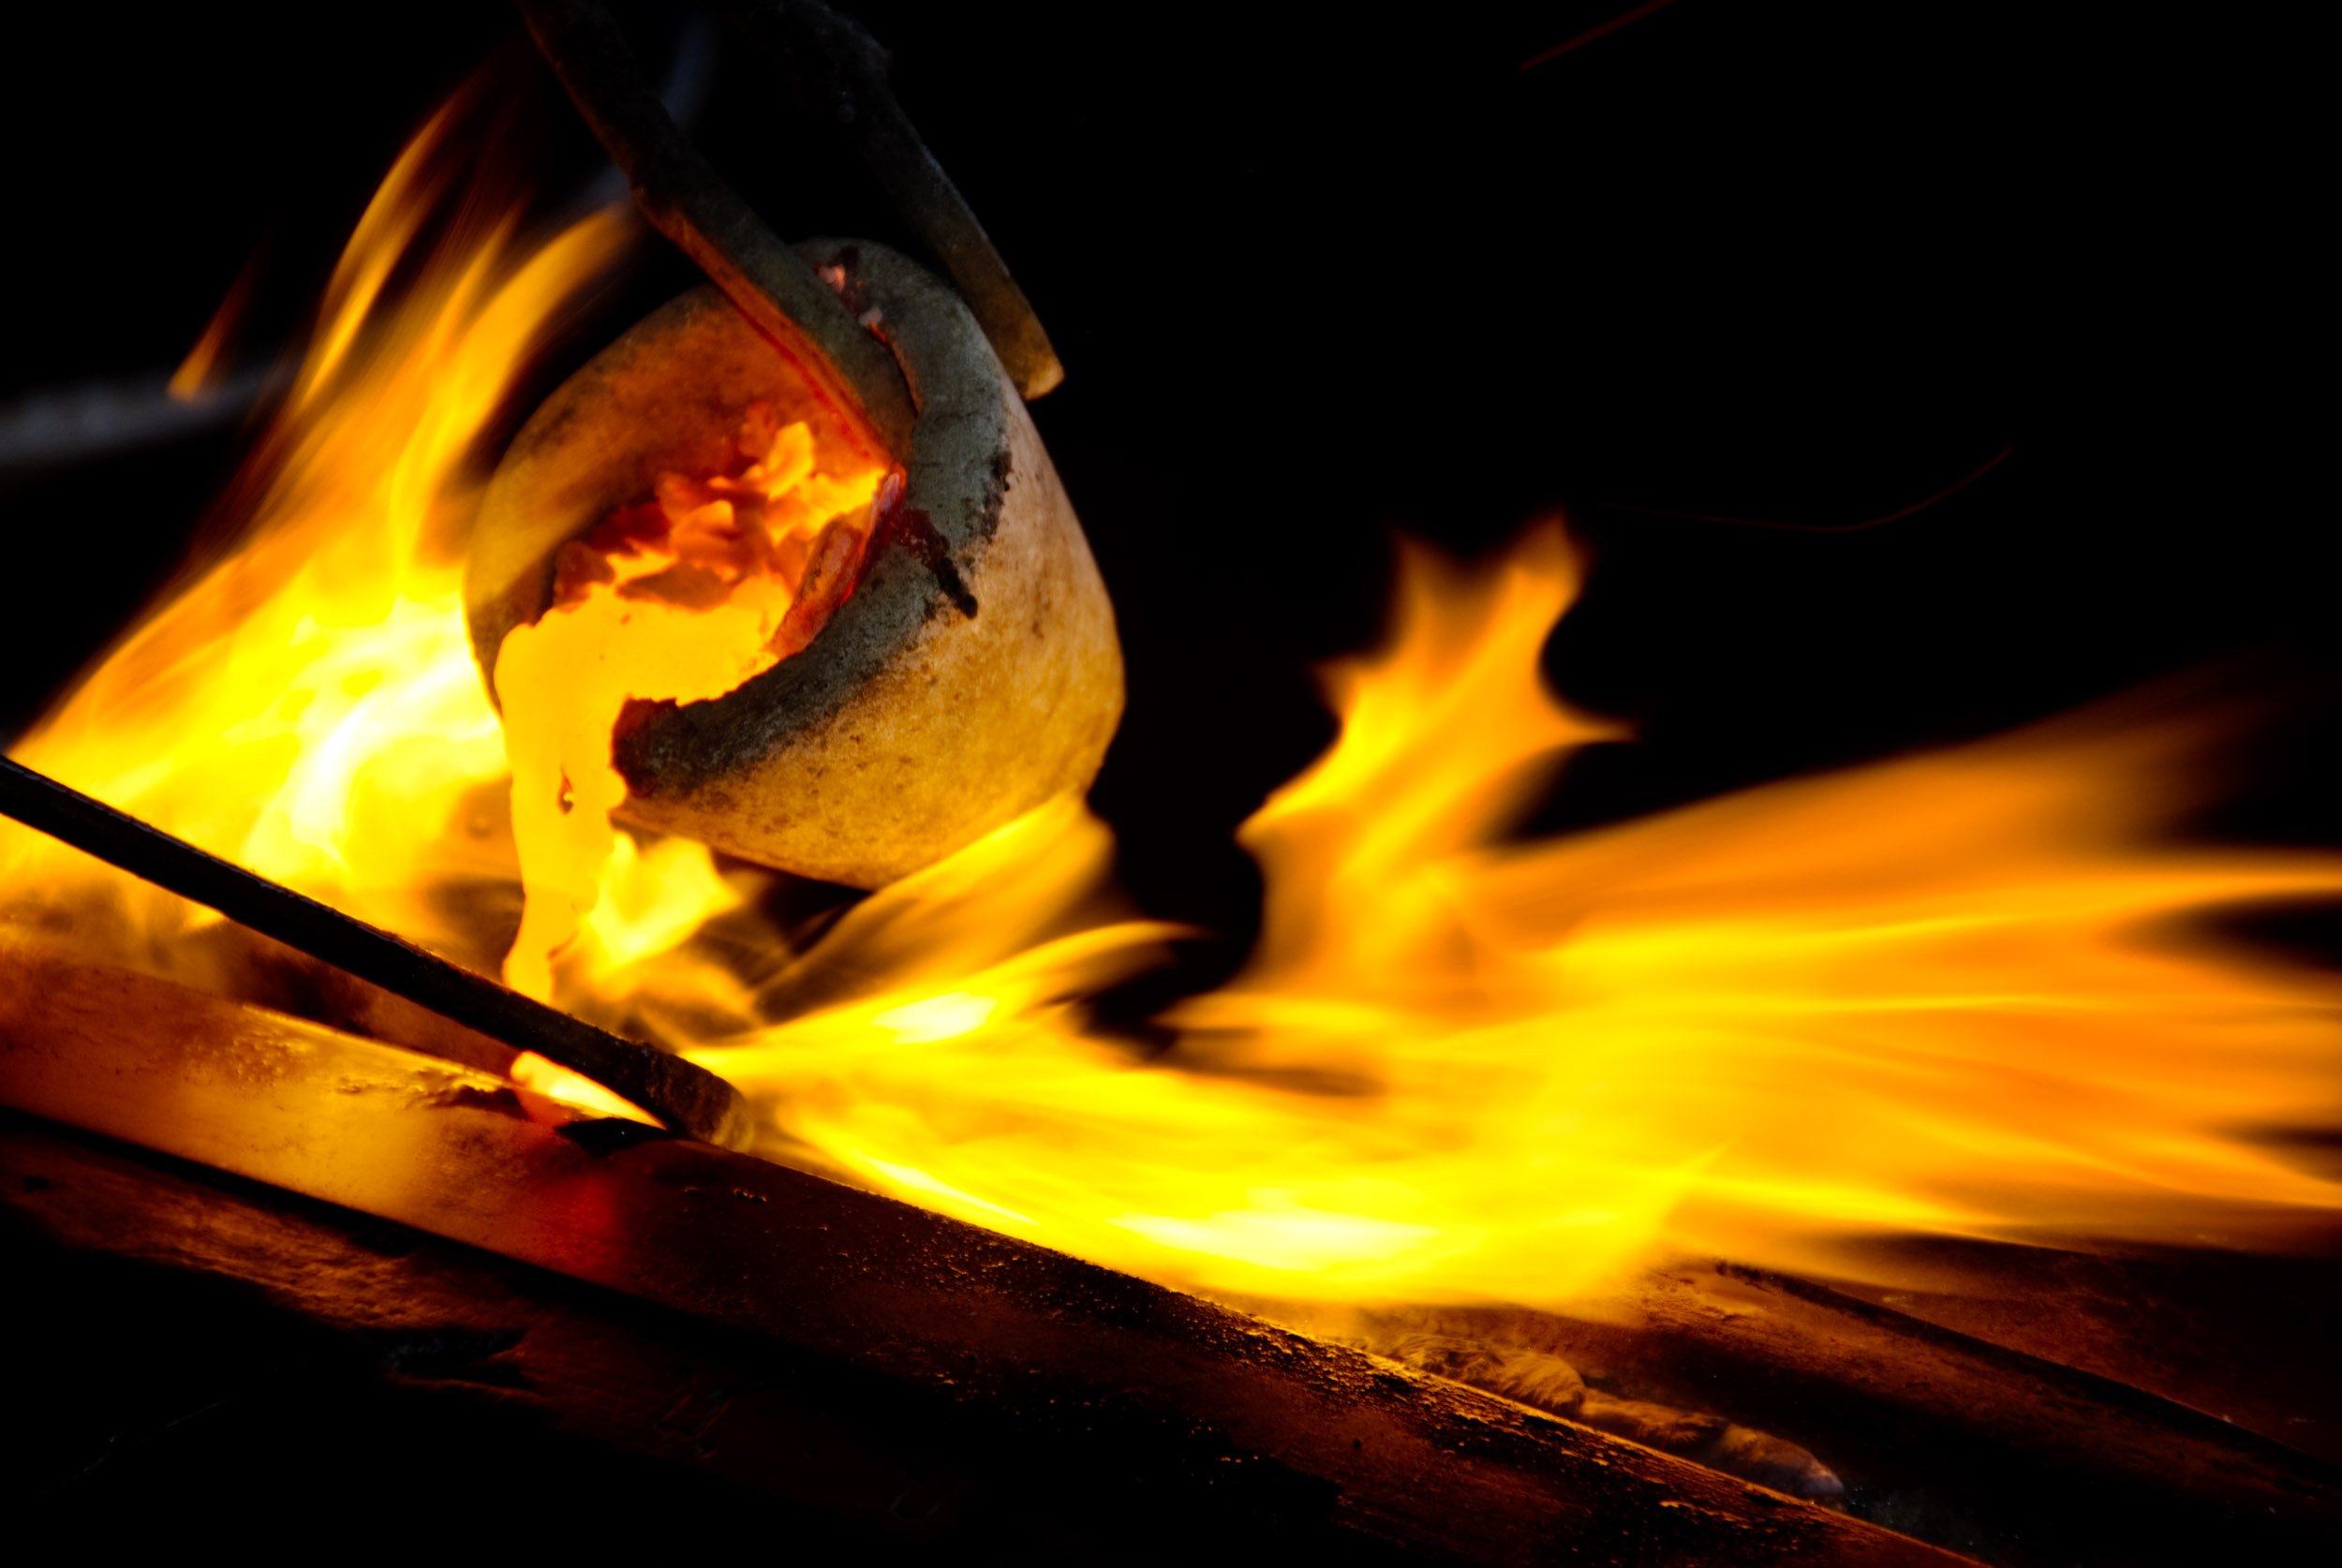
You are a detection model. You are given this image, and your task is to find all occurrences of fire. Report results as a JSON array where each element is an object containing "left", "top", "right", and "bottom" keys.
[
  {"left": 493, "top": 404, "right": 884, "bottom": 998},
  {"left": 6, "top": 106, "right": 2341, "bottom": 1312},
  {"left": 510, "top": 1049, "right": 660, "bottom": 1126},
  {"left": 692, "top": 532, "right": 2342, "bottom": 1300},
  {"left": 1, "top": 99, "right": 629, "bottom": 985}
]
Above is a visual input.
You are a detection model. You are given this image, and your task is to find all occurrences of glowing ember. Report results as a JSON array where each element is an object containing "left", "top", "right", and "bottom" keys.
[
  {"left": 492, "top": 404, "right": 884, "bottom": 998},
  {"left": 4, "top": 101, "right": 2339, "bottom": 1313}
]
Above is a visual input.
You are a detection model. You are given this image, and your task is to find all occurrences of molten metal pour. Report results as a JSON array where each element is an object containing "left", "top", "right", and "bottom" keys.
[{"left": 1, "top": 0, "right": 1110, "bottom": 1143}]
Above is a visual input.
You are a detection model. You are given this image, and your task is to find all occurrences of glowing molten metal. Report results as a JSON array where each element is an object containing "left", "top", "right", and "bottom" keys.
[
  {"left": 4, "top": 112, "right": 2339, "bottom": 1314},
  {"left": 493, "top": 404, "right": 884, "bottom": 998}
]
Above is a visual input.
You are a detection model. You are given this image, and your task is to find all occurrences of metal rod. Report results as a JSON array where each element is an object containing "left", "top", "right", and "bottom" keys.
[
  {"left": 720, "top": 0, "right": 1065, "bottom": 399},
  {"left": 516, "top": 0, "right": 917, "bottom": 466},
  {"left": 0, "top": 755, "right": 752, "bottom": 1149}
]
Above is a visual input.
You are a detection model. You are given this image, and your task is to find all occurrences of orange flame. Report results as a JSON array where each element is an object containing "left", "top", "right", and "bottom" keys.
[
  {"left": 1, "top": 101, "right": 630, "bottom": 979},
  {"left": 5, "top": 109, "right": 2339, "bottom": 1312},
  {"left": 166, "top": 256, "right": 259, "bottom": 404},
  {"left": 691, "top": 528, "right": 2342, "bottom": 1300}
]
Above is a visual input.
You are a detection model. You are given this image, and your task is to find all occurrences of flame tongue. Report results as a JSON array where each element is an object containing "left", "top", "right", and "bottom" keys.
[
  {"left": 1, "top": 102, "right": 627, "bottom": 974},
  {"left": 694, "top": 526, "right": 2342, "bottom": 1302},
  {"left": 491, "top": 405, "right": 882, "bottom": 999}
]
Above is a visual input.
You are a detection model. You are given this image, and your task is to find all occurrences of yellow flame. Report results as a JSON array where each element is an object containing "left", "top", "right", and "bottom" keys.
[
  {"left": 692, "top": 527, "right": 2342, "bottom": 1301},
  {"left": 5, "top": 108, "right": 2339, "bottom": 1314},
  {"left": 510, "top": 1049, "right": 660, "bottom": 1126},
  {"left": 1, "top": 104, "right": 630, "bottom": 977}
]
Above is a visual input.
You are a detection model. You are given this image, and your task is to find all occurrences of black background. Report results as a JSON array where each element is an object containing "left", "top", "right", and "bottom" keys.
[{"left": 0, "top": 1, "right": 2328, "bottom": 941}]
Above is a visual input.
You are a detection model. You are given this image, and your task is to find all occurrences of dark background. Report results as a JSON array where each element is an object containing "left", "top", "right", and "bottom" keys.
[{"left": 0, "top": 0, "right": 2328, "bottom": 943}]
